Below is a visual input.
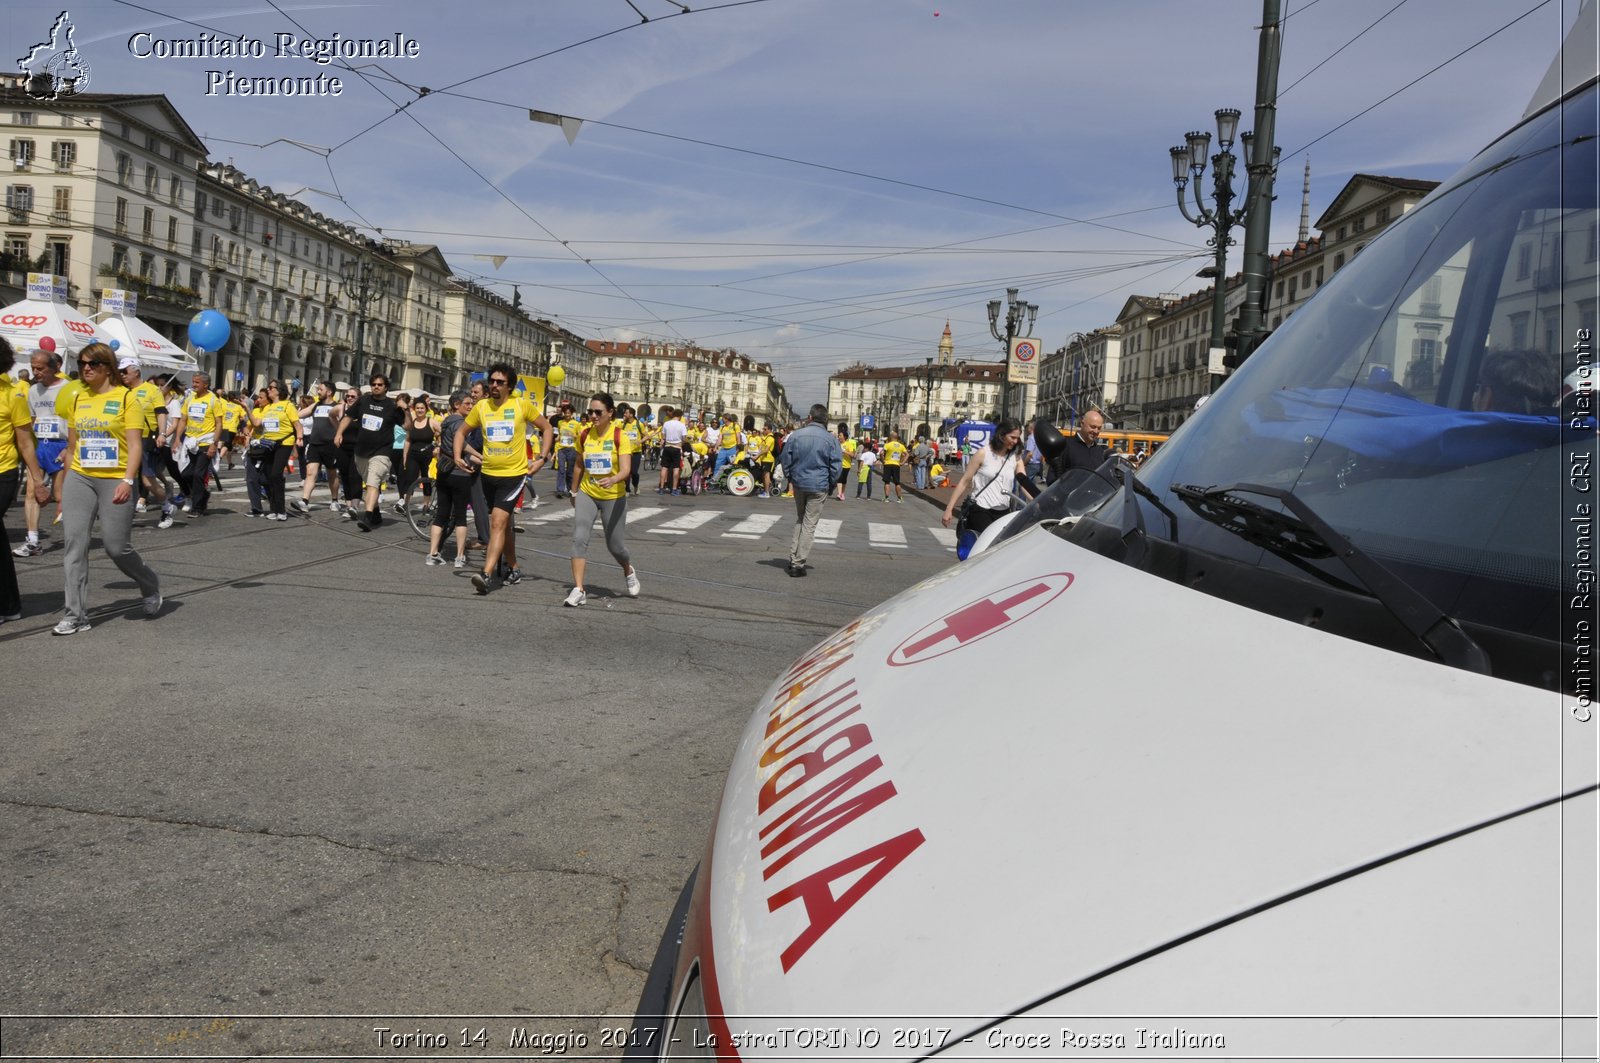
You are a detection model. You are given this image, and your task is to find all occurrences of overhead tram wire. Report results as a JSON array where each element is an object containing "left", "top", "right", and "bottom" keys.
[
  {"left": 1280, "top": 0, "right": 1409, "bottom": 97},
  {"left": 1283, "top": 0, "right": 1556, "bottom": 161},
  {"left": 322, "top": 0, "right": 780, "bottom": 153},
  {"left": 256, "top": 1, "right": 674, "bottom": 334}
]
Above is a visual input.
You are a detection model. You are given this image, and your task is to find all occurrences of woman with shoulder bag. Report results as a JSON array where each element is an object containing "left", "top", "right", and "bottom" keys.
[
  {"left": 250, "top": 380, "right": 303, "bottom": 520},
  {"left": 941, "top": 419, "right": 1032, "bottom": 541}
]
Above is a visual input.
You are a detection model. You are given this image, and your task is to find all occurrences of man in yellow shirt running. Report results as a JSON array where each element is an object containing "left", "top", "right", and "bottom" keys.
[
  {"left": 881, "top": 430, "right": 908, "bottom": 503},
  {"left": 458, "top": 362, "right": 553, "bottom": 594}
]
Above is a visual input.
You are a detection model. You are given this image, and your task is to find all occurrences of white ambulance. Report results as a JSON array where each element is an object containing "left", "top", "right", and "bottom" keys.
[{"left": 629, "top": 8, "right": 1598, "bottom": 1058}]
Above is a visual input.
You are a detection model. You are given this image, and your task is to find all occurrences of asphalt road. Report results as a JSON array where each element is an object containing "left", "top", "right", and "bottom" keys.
[{"left": 0, "top": 470, "right": 953, "bottom": 1060}]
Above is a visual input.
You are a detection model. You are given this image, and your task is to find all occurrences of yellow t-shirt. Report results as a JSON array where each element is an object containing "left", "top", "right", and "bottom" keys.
[
  {"left": 756, "top": 432, "right": 776, "bottom": 465},
  {"left": 555, "top": 416, "right": 581, "bottom": 452},
  {"left": 718, "top": 422, "right": 740, "bottom": 450},
  {"left": 183, "top": 391, "right": 223, "bottom": 443},
  {"left": 467, "top": 396, "right": 542, "bottom": 478},
  {"left": 252, "top": 399, "right": 300, "bottom": 443},
  {"left": 128, "top": 381, "right": 165, "bottom": 435},
  {"left": 620, "top": 419, "right": 643, "bottom": 456},
  {"left": 69, "top": 386, "right": 135, "bottom": 478},
  {"left": 0, "top": 377, "right": 32, "bottom": 475},
  {"left": 220, "top": 402, "right": 243, "bottom": 433},
  {"left": 841, "top": 438, "right": 857, "bottom": 471},
  {"left": 883, "top": 440, "right": 908, "bottom": 466},
  {"left": 578, "top": 422, "right": 627, "bottom": 501}
]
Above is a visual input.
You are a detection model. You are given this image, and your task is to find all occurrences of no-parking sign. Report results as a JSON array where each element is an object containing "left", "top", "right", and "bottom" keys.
[{"left": 1008, "top": 336, "right": 1040, "bottom": 384}]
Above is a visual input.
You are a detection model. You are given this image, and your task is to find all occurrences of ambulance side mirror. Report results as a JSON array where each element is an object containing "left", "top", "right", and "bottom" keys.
[{"left": 1035, "top": 422, "right": 1068, "bottom": 464}]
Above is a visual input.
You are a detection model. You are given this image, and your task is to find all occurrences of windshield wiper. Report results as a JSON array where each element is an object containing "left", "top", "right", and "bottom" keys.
[{"left": 1172, "top": 482, "right": 1491, "bottom": 674}]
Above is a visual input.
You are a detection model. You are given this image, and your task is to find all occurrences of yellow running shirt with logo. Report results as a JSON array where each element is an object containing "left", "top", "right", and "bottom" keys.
[
  {"left": 183, "top": 391, "right": 223, "bottom": 443},
  {"left": 579, "top": 424, "right": 627, "bottom": 501},
  {"left": 254, "top": 399, "right": 300, "bottom": 443},
  {"left": 70, "top": 386, "right": 135, "bottom": 478},
  {"left": 467, "top": 396, "right": 542, "bottom": 478},
  {"left": 0, "top": 376, "right": 32, "bottom": 475},
  {"left": 128, "top": 380, "right": 165, "bottom": 435}
]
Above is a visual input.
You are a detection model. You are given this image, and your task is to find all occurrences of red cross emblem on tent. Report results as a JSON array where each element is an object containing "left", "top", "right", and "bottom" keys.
[{"left": 887, "top": 573, "right": 1074, "bottom": 666}]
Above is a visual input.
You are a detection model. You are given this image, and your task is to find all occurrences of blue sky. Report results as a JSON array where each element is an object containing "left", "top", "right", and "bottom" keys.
[{"left": 8, "top": 0, "right": 1585, "bottom": 403}]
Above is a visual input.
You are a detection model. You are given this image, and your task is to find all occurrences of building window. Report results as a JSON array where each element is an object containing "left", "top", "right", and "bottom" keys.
[
  {"left": 169, "top": 175, "right": 182, "bottom": 205},
  {"left": 1353, "top": 215, "right": 1367, "bottom": 233},
  {"left": 1509, "top": 311, "right": 1530, "bottom": 348},
  {"left": 111, "top": 243, "right": 128, "bottom": 272},
  {"left": 138, "top": 252, "right": 154, "bottom": 279},
  {"left": 1315, "top": 265, "right": 1324, "bottom": 286},
  {"left": 1516, "top": 243, "right": 1532, "bottom": 279},
  {"left": 116, "top": 152, "right": 132, "bottom": 185},
  {"left": 165, "top": 259, "right": 178, "bottom": 286},
  {"left": 9, "top": 138, "right": 35, "bottom": 169},
  {"left": 51, "top": 186, "right": 68, "bottom": 223},
  {"left": 167, "top": 216, "right": 177, "bottom": 246},
  {"left": 1376, "top": 205, "right": 1390, "bottom": 224},
  {"left": 1333, "top": 252, "right": 1345, "bottom": 271},
  {"left": 5, "top": 234, "right": 27, "bottom": 260},
  {"left": 114, "top": 197, "right": 127, "bottom": 233},
  {"left": 5, "top": 184, "right": 33, "bottom": 222},
  {"left": 50, "top": 140, "right": 74, "bottom": 171},
  {"left": 141, "top": 207, "right": 153, "bottom": 238},
  {"left": 1336, "top": 225, "right": 1347, "bottom": 241}
]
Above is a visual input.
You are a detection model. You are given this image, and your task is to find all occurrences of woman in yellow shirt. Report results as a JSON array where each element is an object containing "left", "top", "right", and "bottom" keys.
[
  {"left": 56, "top": 342, "right": 162, "bottom": 635},
  {"left": 564, "top": 392, "right": 640, "bottom": 607},
  {"left": 250, "top": 380, "right": 305, "bottom": 521}
]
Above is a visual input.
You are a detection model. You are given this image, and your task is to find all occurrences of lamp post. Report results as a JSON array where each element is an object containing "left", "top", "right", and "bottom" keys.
[
  {"left": 916, "top": 357, "right": 945, "bottom": 440},
  {"left": 1168, "top": 1, "right": 1283, "bottom": 388},
  {"left": 599, "top": 362, "right": 620, "bottom": 391},
  {"left": 987, "top": 287, "right": 1038, "bottom": 423},
  {"left": 340, "top": 255, "right": 388, "bottom": 384}
]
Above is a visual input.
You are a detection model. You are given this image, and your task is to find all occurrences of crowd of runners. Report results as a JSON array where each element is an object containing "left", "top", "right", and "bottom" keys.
[{"left": 1, "top": 341, "right": 964, "bottom": 631}]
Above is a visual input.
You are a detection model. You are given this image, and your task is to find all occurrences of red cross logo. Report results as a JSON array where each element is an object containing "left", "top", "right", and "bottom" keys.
[{"left": 887, "top": 573, "right": 1074, "bottom": 666}]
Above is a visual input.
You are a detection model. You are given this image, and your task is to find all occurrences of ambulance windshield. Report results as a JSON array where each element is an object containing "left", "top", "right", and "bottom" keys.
[{"left": 1103, "top": 80, "right": 1596, "bottom": 682}]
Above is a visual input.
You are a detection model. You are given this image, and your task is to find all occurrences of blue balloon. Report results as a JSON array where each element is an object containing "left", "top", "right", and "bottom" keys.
[
  {"left": 188, "top": 309, "right": 232, "bottom": 352},
  {"left": 108, "top": 339, "right": 121, "bottom": 351}
]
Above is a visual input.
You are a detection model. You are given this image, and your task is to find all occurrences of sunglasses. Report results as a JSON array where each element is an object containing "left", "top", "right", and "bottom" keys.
[
  {"left": 587, "top": 408, "right": 605, "bottom": 416},
  {"left": 78, "top": 359, "right": 108, "bottom": 371},
  {"left": 488, "top": 378, "right": 510, "bottom": 386}
]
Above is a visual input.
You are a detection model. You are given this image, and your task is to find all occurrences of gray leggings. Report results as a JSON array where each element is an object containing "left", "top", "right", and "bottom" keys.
[
  {"left": 62, "top": 472, "right": 160, "bottom": 623},
  {"left": 572, "top": 491, "right": 630, "bottom": 564}
]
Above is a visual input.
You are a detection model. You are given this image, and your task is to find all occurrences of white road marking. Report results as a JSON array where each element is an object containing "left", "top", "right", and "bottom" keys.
[
  {"left": 650, "top": 510, "right": 724, "bottom": 534},
  {"left": 723, "top": 514, "right": 783, "bottom": 539},
  {"left": 867, "top": 522, "right": 908, "bottom": 549},
  {"left": 813, "top": 518, "right": 842, "bottom": 544},
  {"left": 928, "top": 527, "right": 957, "bottom": 550}
]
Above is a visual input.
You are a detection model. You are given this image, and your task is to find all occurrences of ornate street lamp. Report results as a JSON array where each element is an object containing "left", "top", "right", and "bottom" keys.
[
  {"left": 340, "top": 255, "right": 389, "bottom": 383},
  {"left": 987, "top": 287, "right": 1038, "bottom": 422},
  {"left": 1169, "top": 93, "right": 1281, "bottom": 386}
]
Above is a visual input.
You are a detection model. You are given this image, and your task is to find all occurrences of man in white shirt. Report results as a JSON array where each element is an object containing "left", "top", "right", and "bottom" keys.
[
  {"left": 657, "top": 407, "right": 688, "bottom": 495},
  {"left": 13, "top": 349, "right": 66, "bottom": 557}
]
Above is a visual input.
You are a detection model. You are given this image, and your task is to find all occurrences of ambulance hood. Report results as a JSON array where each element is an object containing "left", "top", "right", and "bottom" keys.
[{"left": 702, "top": 527, "right": 1592, "bottom": 1053}]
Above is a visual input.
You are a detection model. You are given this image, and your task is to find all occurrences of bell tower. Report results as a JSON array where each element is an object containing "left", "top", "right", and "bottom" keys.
[{"left": 937, "top": 320, "right": 954, "bottom": 366}]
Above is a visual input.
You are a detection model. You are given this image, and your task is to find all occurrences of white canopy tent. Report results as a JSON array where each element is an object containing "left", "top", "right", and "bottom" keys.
[
  {"left": 96, "top": 314, "right": 198, "bottom": 375},
  {"left": 0, "top": 296, "right": 107, "bottom": 356}
]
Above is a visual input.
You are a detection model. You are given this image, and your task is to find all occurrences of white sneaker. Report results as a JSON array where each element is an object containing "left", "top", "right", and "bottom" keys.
[
  {"left": 425, "top": 553, "right": 445, "bottom": 566},
  {"left": 181, "top": 502, "right": 193, "bottom": 513},
  {"left": 52, "top": 617, "right": 91, "bottom": 636},
  {"left": 157, "top": 515, "right": 174, "bottom": 529},
  {"left": 625, "top": 570, "right": 641, "bottom": 597},
  {"left": 142, "top": 592, "right": 163, "bottom": 617},
  {"left": 135, "top": 499, "right": 148, "bottom": 513},
  {"left": 12, "top": 540, "right": 41, "bottom": 557},
  {"left": 452, "top": 555, "right": 467, "bottom": 569},
  {"left": 563, "top": 586, "right": 587, "bottom": 607},
  {"left": 292, "top": 498, "right": 309, "bottom": 513}
]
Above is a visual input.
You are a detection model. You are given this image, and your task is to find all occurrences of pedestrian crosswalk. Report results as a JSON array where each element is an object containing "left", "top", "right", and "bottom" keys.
[{"left": 513, "top": 501, "right": 954, "bottom": 552}]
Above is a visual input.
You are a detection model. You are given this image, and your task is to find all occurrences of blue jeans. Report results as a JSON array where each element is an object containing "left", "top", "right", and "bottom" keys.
[
  {"left": 713, "top": 447, "right": 736, "bottom": 478},
  {"left": 914, "top": 464, "right": 928, "bottom": 489},
  {"left": 556, "top": 449, "right": 577, "bottom": 495}
]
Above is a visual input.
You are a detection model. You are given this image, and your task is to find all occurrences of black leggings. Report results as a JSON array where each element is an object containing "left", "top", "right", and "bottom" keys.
[
  {"left": 432, "top": 469, "right": 474, "bottom": 530},
  {"left": 0, "top": 468, "right": 20, "bottom": 616},
  {"left": 246, "top": 444, "right": 294, "bottom": 514},
  {"left": 400, "top": 445, "right": 434, "bottom": 497}
]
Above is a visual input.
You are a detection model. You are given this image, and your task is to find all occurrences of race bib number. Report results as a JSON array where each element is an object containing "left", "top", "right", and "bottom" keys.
[
  {"left": 77, "top": 436, "right": 118, "bottom": 469},
  {"left": 34, "top": 416, "right": 63, "bottom": 439},
  {"left": 263, "top": 418, "right": 280, "bottom": 433},
  {"left": 188, "top": 402, "right": 208, "bottom": 421},
  {"left": 486, "top": 421, "right": 515, "bottom": 443},
  {"left": 584, "top": 451, "right": 614, "bottom": 476},
  {"left": 559, "top": 429, "right": 575, "bottom": 447},
  {"left": 314, "top": 405, "right": 333, "bottom": 419},
  {"left": 360, "top": 413, "right": 383, "bottom": 432}
]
